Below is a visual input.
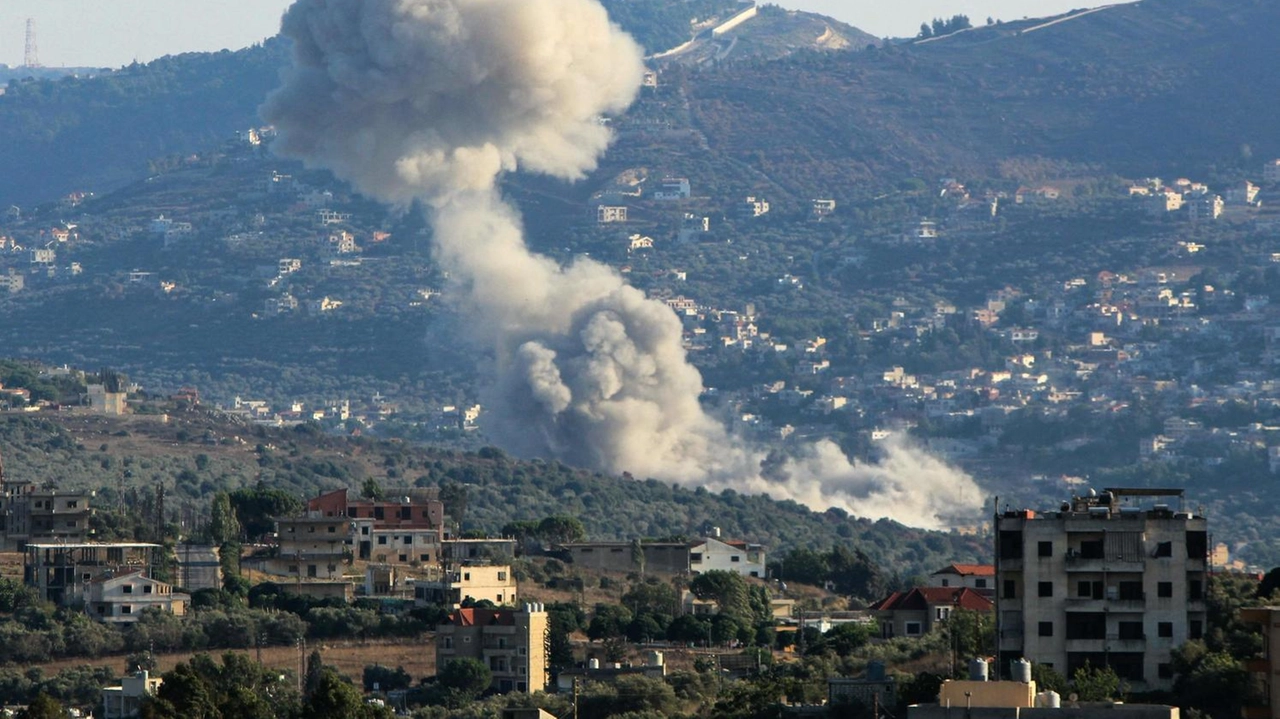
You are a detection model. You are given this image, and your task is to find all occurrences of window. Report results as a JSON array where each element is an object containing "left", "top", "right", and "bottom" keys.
[
  {"left": 975, "top": 578, "right": 988, "bottom": 588},
  {"left": 123, "top": 585, "right": 133, "bottom": 594},
  {"left": 400, "top": 507, "right": 411, "bottom": 520},
  {"left": 328, "top": 526, "right": 336, "bottom": 533},
  {"left": 1118, "top": 621, "right": 1143, "bottom": 640},
  {"left": 1066, "top": 612, "right": 1106, "bottom": 640},
  {"left": 67, "top": 500, "right": 78, "bottom": 509},
  {"left": 378, "top": 536, "right": 387, "bottom": 545},
  {"left": 1038, "top": 621, "right": 1053, "bottom": 637},
  {"left": 1038, "top": 581, "right": 1053, "bottom": 598},
  {"left": 328, "top": 564, "right": 336, "bottom": 573},
  {"left": 1117, "top": 581, "right": 1143, "bottom": 601},
  {"left": 498, "top": 571, "right": 507, "bottom": 581},
  {"left": 1189, "top": 579, "right": 1204, "bottom": 601},
  {"left": 1078, "top": 580, "right": 1102, "bottom": 599},
  {"left": 288, "top": 565, "right": 299, "bottom": 574},
  {"left": 374, "top": 507, "right": 384, "bottom": 520},
  {"left": 941, "top": 579, "right": 950, "bottom": 587},
  {"left": 731, "top": 556, "right": 741, "bottom": 562},
  {"left": 905, "top": 622, "right": 922, "bottom": 636},
  {"left": 690, "top": 552, "right": 702, "bottom": 562},
  {"left": 936, "top": 607, "right": 951, "bottom": 621},
  {"left": 1157, "top": 582, "right": 1173, "bottom": 598},
  {"left": 420, "top": 554, "right": 430, "bottom": 562},
  {"left": 404, "top": 536, "right": 413, "bottom": 545},
  {"left": 464, "top": 572, "right": 471, "bottom": 581},
  {"left": 1080, "top": 540, "right": 1104, "bottom": 559},
  {"left": 999, "top": 531, "right": 1024, "bottom": 559},
  {"left": 308, "top": 526, "right": 315, "bottom": 533},
  {"left": 1154, "top": 541, "right": 1172, "bottom": 558},
  {"left": 1038, "top": 541, "right": 1053, "bottom": 557},
  {"left": 1003, "top": 580, "right": 1017, "bottom": 599},
  {"left": 497, "top": 594, "right": 504, "bottom": 603},
  {"left": 398, "top": 554, "right": 407, "bottom": 562},
  {"left": 143, "top": 585, "right": 153, "bottom": 594},
  {"left": 1158, "top": 622, "right": 1173, "bottom": 638},
  {"left": 443, "top": 637, "right": 453, "bottom": 649},
  {"left": 121, "top": 605, "right": 132, "bottom": 614},
  {"left": 361, "top": 526, "right": 370, "bottom": 535},
  {"left": 1190, "top": 620, "right": 1204, "bottom": 640}
]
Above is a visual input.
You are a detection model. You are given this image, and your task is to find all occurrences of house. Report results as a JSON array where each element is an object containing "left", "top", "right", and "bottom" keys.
[
  {"left": 597, "top": 205, "right": 628, "bottom": 223},
  {"left": 653, "top": 177, "right": 691, "bottom": 200},
  {"left": 87, "top": 383, "right": 129, "bottom": 416},
  {"left": 326, "top": 230, "right": 360, "bottom": 255},
  {"left": 1146, "top": 190, "right": 1183, "bottom": 215},
  {"left": 435, "top": 605, "right": 549, "bottom": 694},
  {"left": 689, "top": 535, "right": 767, "bottom": 578},
  {"left": 101, "top": 671, "right": 162, "bottom": 719},
  {"left": 1264, "top": 159, "right": 1280, "bottom": 185},
  {"left": 87, "top": 570, "right": 189, "bottom": 623},
  {"left": 316, "top": 209, "right": 353, "bottom": 225},
  {"left": 627, "top": 234, "right": 654, "bottom": 251},
  {"left": 994, "top": 488, "right": 1208, "bottom": 691},
  {"left": 812, "top": 199, "right": 837, "bottom": 218},
  {"left": 1186, "top": 194, "right": 1224, "bottom": 222},
  {"left": 1241, "top": 607, "right": 1280, "bottom": 719},
  {"left": 868, "top": 586, "right": 993, "bottom": 638},
  {"left": 1225, "top": 180, "right": 1261, "bottom": 206},
  {"left": 743, "top": 196, "right": 770, "bottom": 217},
  {"left": 928, "top": 564, "right": 995, "bottom": 595},
  {"left": 23, "top": 542, "right": 165, "bottom": 611}
]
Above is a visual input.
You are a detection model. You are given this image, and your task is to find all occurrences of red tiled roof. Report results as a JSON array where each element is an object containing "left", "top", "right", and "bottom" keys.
[
  {"left": 869, "top": 587, "right": 993, "bottom": 613},
  {"left": 933, "top": 563, "right": 995, "bottom": 577},
  {"left": 450, "top": 608, "right": 516, "bottom": 627}
]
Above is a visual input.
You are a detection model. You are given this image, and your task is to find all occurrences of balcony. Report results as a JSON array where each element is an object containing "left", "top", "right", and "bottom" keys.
[
  {"left": 1065, "top": 638, "right": 1106, "bottom": 652},
  {"left": 1063, "top": 556, "right": 1144, "bottom": 573},
  {"left": 1105, "top": 635, "right": 1147, "bottom": 652}
]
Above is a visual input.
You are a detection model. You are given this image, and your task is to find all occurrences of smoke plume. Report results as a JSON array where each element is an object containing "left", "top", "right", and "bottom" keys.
[{"left": 263, "top": 0, "right": 983, "bottom": 529}]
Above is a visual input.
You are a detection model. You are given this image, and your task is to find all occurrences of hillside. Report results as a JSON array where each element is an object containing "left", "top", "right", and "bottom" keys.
[
  {"left": 684, "top": 0, "right": 1280, "bottom": 200},
  {"left": 0, "top": 408, "right": 985, "bottom": 579}
]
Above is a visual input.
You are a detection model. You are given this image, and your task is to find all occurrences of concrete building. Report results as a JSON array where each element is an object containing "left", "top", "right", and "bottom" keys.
[
  {"left": 414, "top": 564, "right": 518, "bottom": 608},
  {"left": 436, "top": 605, "right": 549, "bottom": 694},
  {"left": 1241, "top": 606, "right": 1280, "bottom": 719},
  {"left": 909, "top": 677, "right": 1179, "bottom": 719},
  {"left": 1, "top": 461, "right": 93, "bottom": 550},
  {"left": 1265, "top": 159, "right": 1280, "bottom": 185},
  {"left": 560, "top": 540, "right": 690, "bottom": 574},
  {"left": 23, "top": 543, "right": 175, "bottom": 620},
  {"left": 270, "top": 514, "right": 352, "bottom": 579},
  {"left": 994, "top": 488, "right": 1208, "bottom": 691},
  {"left": 101, "top": 671, "right": 162, "bottom": 719},
  {"left": 87, "top": 383, "right": 129, "bottom": 416}
]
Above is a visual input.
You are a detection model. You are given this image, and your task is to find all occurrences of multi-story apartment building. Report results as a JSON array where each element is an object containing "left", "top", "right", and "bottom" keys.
[
  {"left": 435, "top": 605, "right": 549, "bottom": 694},
  {"left": 271, "top": 514, "right": 352, "bottom": 579},
  {"left": 995, "top": 488, "right": 1208, "bottom": 691},
  {"left": 1, "top": 455, "right": 93, "bottom": 550},
  {"left": 414, "top": 564, "right": 518, "bottom": 608},
  {"left": 1241, "top": 606, "right": 1280, "bottom": 719}
]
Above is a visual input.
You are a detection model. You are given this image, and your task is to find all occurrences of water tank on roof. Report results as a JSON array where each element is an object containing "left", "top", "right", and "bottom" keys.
[
  {"left": 1012, "top": 658, "right": 1033, "bottom": 683},
  {"left": 649, "top": 651, "right": 664, "bottom": 667},
  {"left": 968, "top": 658, "right": 989, "bottom": 682},
  {"left": 589, "top": 658, "right": 600, "bottom": 670}
]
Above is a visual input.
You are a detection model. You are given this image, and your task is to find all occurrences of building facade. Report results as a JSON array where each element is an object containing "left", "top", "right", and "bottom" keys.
[
  {"left": 995, "top": 489, "right": 1208, "bottom": 691},
  {"left": 415, "top": 564, "right": 518, "bottom": 608},
  {"left": 1241, "top": 606, "right": 1280, "bottom": 719},
  {"left": 87, "top": 570, "right": 189, "bottom": 622},
  {"left": 435, "top": 605, "right": 549, "bottom": 694}
]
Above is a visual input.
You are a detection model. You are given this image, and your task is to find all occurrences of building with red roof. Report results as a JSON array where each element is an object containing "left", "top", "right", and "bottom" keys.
[
  {"left": 869, "top": 586, "right": 993, "bottom": 639},
  {"left": 929, "top": 563, "right": 996, "bottom": 596}
]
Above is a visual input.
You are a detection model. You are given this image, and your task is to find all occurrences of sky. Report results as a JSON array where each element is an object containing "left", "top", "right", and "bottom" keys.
[{"left": 0, "top": 0, "right": 1130, "bottom": 69}]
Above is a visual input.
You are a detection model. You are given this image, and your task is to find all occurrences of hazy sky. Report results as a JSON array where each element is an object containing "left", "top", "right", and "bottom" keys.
[{"left": 0, "top": 0, "right": 1130, "bottom": 68}]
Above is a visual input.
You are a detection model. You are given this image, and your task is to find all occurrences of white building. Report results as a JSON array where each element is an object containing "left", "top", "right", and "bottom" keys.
[
  {"left": 689, "top": 535, "right": 766, "bottom": 578},
  {"left": 101, "top": 671, "right": 162, "bottom": 719},
  {"left": 653, "top": 177, "right": 691, "bottom": 200},
  {"left": 87, "top": 571, "right": 189, "bottom": 623},
  {"left": 414, "top": 564, "right": 518, "bottom": 608},
  {"left": 597, "top": 205, "right": 628, "bottom": 223},
  {"left": 928, "top": 563, "right": 995, "bottom": 594},
  {"left": 1264, "top": 159, "right": 1280, "bottom": 185},
  {"left": 995, "top": 489, "right": 1207, "bottom": 691},
  {"left": 743, "top": 196, "right": 770, "bottom": 217}
]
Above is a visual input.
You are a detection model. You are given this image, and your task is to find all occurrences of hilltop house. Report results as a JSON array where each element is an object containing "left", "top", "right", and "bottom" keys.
[
  {"left": 869, "top": 586, "right": 993, "bottom": 638},
  {"left": 928, "top": 564, "right": 995, "bottom": 595},
  {"left": 87, "top": 570, "right": 189, "bottom": 623}
]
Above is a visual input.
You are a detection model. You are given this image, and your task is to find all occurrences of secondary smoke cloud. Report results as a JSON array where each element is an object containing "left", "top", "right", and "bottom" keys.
[{"left": 263, "top": 0, "right": 983, "bottom": 529}]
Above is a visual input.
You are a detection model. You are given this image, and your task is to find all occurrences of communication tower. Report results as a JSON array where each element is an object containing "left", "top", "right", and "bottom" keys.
[{"left": 24, "top": 19, "right": 41, "bottom": 69}]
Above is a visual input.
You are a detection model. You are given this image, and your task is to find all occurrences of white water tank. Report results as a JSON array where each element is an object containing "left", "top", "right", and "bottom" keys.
[
  {"left": 588, "top": 658, "right": 600, "bottom": 669},
  {"left": 1045, "top": 691, "right": 1061, "bottom": 708},
  {"left": 968, "top": 658, "right": 989, "bottom": 682},
  {"left": 649, "top": 651, "right": 665, "bottom": 667},
  {"left": 1012, "top": 658, "right": 1033, "bottom": 683}
]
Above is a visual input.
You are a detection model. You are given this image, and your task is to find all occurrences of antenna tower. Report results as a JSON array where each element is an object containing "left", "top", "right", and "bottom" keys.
[{"left": 24, "top": 19, "right": 40, "bottom": 69}]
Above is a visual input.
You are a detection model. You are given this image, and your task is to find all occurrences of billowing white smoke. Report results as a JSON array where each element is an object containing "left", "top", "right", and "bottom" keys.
[{"left": 263, "top": 0, "right": 983, "bottom": 529}]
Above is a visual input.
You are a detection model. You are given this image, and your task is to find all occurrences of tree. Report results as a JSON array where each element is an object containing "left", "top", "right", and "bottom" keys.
[
  {"left": 1071, "top": 662, "right": 1120, "bottom": 701},
  {"left": 209, "top": 493, "right": 241, "bottom": 545},
  {"left": 305, "top": 669, "right": 369, "bottom": 719},
  {"left": 359, "top": 477, "right": 384, "bottom": 501},
  {"left": 17, "top": 693, "right": 67, "bottom": 719},
  {"left": 436, "top": 658, "right": 491, "bottom": 700},
  {"left": 304, "top": 649, "right": 325, "bottom": 698},
  {"left": 587, "top": 604, "right": 633, "bottom": 641},
  {"left": 537, "top": 515, "right": 586, "bottom": 545}
]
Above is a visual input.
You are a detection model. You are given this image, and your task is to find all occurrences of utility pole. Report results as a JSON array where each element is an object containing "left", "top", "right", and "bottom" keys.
[
  {"left": 24, "top": 19, "right": 40, "bottom": 69},
  {"left": 572, "top": 677, "right": 579, "bottom": 719}
]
